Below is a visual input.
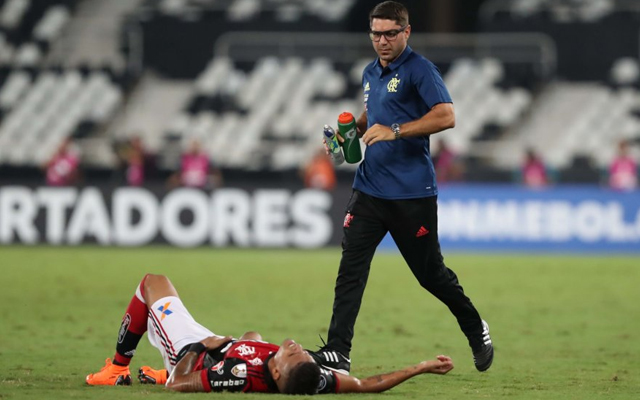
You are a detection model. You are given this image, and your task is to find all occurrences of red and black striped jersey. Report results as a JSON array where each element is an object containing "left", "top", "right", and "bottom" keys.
[
  {"left": 200, "top": 340, "right": 278, "bottom": 393},
  {"left": 198, "top": 340, "right": 340, "bottom": 394}
]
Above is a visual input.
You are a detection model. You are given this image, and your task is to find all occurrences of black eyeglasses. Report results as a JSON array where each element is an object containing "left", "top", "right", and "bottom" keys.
[{"left": 369, "top": 26, "right": 408, "bottom": 42}]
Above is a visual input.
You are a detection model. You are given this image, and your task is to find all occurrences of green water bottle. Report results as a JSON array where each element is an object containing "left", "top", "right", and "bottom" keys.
[{"left": 338, "top": 112, "right": 362, "bottom": 164}]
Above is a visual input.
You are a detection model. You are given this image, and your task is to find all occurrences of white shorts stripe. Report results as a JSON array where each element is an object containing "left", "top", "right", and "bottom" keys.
[
  {"left": 146, "top": 296, "right": 215, "bottom": 373},
  {"left": 148, "top": 311, "right": 178, "bottom": 364}
]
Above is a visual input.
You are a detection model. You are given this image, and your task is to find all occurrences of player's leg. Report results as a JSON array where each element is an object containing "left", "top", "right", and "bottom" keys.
[
  {"left": 321, "top": 191, "right": 387, "bottom": 373},
  {"left": 134, "top": 274, "right": 181, "bottom": 385},
  {"left": 86, "top": 274, "right": 153, "bottom": 386},
  {"left": 141, "top": 273, "right": 179, "bottom": 305},
  {"left": 143, "top": 275, "right": 217, "bottom": 378},
  {"left": 387, "top": 196, "right": 493, "bottom": 371}
]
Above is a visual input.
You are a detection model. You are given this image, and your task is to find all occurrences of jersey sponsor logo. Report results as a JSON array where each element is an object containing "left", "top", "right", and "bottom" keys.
[
  {"left": 210, "top": 361, "right": 224, "bottom": 374},
  {"left": 364, "top": 82, "right": 370, "bottom": 92},
  {"left": 118, "top": 314, "right": 131, "bottom": 343},
  {"left": 212, "top": 379, "right": 245, "bottom": 388},
  {"left": 235, "top": 344, "right": 256, "bottom": 357},
  {"left": 387, "top": 74, "right": 401, "bottom": 93},
  {"left": 231, "top": 363, "right": 247, "bottom": 378},
  {"left": 157, "top": 302, "right": 173, "bottom": 320},
  {"left": 248, "top": 357, "right": 263, "bottom": 366},
  {"left": 343, "top": 213, "right": 354, "bottom": 228}
]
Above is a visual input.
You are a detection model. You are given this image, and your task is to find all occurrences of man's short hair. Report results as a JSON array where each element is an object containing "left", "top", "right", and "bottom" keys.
[
  {"left": 369, "top": 1, "right": 409, "bottom": 27},
  {"left": 282, "top": 362, "right": 321, "bottom": 395}
]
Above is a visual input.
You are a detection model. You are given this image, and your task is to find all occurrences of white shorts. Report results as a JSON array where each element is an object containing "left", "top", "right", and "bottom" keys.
[{"left": 147, "top": 296, "right": 215, "bottom": 372}]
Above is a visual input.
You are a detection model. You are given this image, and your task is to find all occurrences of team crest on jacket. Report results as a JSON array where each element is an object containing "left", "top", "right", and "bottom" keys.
[
  {"left": 235, "top": 344, "right": 255, "bottom": 356},
  {"left": 344, "top": 213, "right": 354, "bottom": 228},
  {"left": 318, "top": 375, "right": 327, "bottom": 391},
  {"left": 387, "top": 74, "right": 401, "bottom": 92}
]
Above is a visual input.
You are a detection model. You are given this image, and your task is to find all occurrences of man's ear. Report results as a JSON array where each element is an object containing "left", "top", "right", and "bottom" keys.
[{"left": 270, "top": 364, "right": 281, "bottom": 382}]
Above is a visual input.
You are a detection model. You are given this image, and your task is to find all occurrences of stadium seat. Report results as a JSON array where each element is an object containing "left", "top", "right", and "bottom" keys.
[
  {"left": 33, "top": 6, "right": 70, "bottom": 42},
  {"left": 0, "top": 70, "right": 31, "bottom": 109},
  {"left": 0, "top": 0, "right": 31, "bottom": 30}
]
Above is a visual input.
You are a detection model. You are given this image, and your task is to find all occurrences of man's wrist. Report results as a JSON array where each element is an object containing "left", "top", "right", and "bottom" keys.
[
  {"left": 189, "top": 342, "right": 207, "bottom": 354},
  {"left": 391, "top": 123, "right": 401, "bottom": 140}
]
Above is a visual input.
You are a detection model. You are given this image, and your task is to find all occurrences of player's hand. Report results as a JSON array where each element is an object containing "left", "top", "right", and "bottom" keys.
[
  {"left": 322, "top": 137, "right": 331, "bottom": 155},
  {"left": 200, "top": 335, "right": 233, "bottom": 350},
  {"left": 419, "top": 355, "right": 454, "bottom": 375},
  {"left": 362, "top": 124, "right": 394, "bottom": 146},
  {"left": 322, "top": 132, "right": 345, "bottom": 154}
]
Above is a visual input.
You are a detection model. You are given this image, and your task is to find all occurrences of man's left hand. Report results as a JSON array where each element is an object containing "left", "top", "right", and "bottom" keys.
[
  {"left": 362, "top": 124, "right": 395, "bottom": 146},
  {"left": 418, "top": 355, "right": 454, "bottom": 375},
  {"left": 200, "top": 335, "right": 233, "bottom": 350}
]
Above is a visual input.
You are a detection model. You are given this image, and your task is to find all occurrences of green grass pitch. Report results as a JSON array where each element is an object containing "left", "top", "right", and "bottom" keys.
[{"left": 0, "top": 246, "right": 638, "bottom": 399}]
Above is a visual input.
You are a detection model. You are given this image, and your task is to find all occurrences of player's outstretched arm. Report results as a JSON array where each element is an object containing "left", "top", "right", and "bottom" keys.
[
  {"left": 165, "top": 336, "right": 233, "bottom": 392},
  {"left": 337, "top": 355, "right": 453, "bottom": 393}
]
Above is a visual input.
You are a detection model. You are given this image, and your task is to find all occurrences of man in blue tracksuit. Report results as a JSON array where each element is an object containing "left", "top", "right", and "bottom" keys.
[{"left": 315, "top": 1, "right": 494, "bottom": 374}]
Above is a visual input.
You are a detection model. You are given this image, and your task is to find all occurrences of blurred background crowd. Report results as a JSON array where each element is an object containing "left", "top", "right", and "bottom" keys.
[{"left": 0, "top": 0, "right": 638, "bottom": 192}]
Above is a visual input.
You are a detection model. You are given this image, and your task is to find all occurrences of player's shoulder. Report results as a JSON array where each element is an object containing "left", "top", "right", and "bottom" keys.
[
  {"left": 407, "top": 51, "right": 438, "bottom": 71},
  {"left": 231, "top": 340, "right": 278, "bottom": 351},
  {"left": 316, "top": 366, "right": 340, "bottom": 394},
  {"left": 407, "top": 52, "right": 445, "bottom": 83}
]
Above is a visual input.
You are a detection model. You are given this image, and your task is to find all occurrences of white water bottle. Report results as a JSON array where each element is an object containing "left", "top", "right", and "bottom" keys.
[{"left": 323, "top": 125, "right": 345, "bottom": 165}]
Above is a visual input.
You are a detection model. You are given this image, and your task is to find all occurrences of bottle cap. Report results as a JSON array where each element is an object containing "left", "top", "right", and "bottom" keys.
[{"left": 338, "top": 112, "right": 355, "bottom": 124}]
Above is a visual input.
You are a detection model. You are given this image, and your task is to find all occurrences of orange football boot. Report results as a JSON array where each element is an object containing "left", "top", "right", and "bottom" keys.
[
  {"left": 86, "top": 358, "right": 132, "bottom": 386},
  {"left": 138, "top": 366, "right": 168, "bottom": 385}
]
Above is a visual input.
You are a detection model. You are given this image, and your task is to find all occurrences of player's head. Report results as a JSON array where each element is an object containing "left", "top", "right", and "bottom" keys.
[
  {"left": 370, "top": 1, "right": 409, "bottom": 27},
  {"left": 282, "top": 361, "right": 321, "bottom": 394},
  {"left": 269, "top": 339, "right": 320, "bottom": 395},
  {"left": 369, "top": 1, "right": 410, "bottom": 64}
]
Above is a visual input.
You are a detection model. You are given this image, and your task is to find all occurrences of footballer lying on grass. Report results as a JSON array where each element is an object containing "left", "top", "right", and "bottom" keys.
[{"left": 86, "top": 273, "right": 454, "bottom": 394}]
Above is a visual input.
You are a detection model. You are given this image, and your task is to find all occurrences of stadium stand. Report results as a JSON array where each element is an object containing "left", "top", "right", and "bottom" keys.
[
  {"left": 0, "top": 68, "right": 123, "bottom": 165},
  {"left": 0, "top": 0, "right": 638, "bottom": 184},
  {"left": 480, "top": 0, "right": 640, "bottom": 179},
  {"left": 0, "top": 0, "right": 136, "bottom": 170}
]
